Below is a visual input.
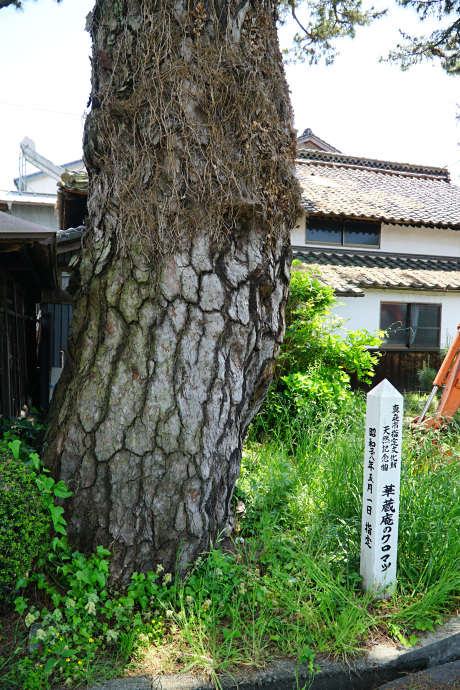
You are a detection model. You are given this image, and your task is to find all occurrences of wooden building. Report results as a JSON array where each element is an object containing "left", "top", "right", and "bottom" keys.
[
  {"left": 293, "top": 130, "right": 460, "bottom": 392},
  {"left": 0, "top": 211, "right": 56, "bottom": 416}
]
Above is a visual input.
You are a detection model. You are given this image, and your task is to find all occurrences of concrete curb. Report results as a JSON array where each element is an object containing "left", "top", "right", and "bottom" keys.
[
  {"left": 81, "top": 615, "right": 460, "bottom": 690},
  {"left": 379, "top": 658, "right": 460, "bottom": 688}
]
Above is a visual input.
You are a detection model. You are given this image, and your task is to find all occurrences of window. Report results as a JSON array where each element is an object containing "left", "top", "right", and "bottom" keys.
[
  {"left": 380, "top": 302, "right": 441, "bottom": 349},
  {"left": 306, "top": 217, "right": 380, "bottom": 247}
]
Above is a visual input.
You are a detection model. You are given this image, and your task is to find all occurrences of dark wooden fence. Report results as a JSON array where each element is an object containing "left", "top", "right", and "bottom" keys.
[
  {"left": 365, "top": 349, "right": 443, "bottom": 394},
  {"left": 0, "top": 271, "right": 38, "bottom": 417}
]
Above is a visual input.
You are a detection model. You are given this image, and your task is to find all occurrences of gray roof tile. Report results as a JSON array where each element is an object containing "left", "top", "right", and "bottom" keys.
[
  {"left": 292, "top": 248, "right": 460, "bottom": 294},
  {"left": 296, "top": 151, "right": 460, "bottom": 228}
]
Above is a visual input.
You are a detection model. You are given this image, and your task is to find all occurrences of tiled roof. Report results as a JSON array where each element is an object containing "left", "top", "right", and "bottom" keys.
[
  {"left": 297, "top": 129, "right": 342, "bottom": 153},
  {"left": 292, "top": 247, "right": 460, "bottom": 296},
  {"left": 0, "top": 211, "right": 56, "bottom": 240},
  {"left": 296, "top": 151, "right": 460, "bottom": 229},
  {"left": 0, "top": 190, "right": 57, "bottom": 204}
]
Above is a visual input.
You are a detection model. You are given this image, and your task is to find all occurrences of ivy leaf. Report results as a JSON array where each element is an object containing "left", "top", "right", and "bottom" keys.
[{"left": 14, "top": 596, "right": 28, "bottom": 615}]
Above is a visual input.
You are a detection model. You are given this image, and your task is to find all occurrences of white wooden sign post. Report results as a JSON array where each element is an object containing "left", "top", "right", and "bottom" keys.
[{"left": 360, "top": 379, "right": 403, "bottom": 599}]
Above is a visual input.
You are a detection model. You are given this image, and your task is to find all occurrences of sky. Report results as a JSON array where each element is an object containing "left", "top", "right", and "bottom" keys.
[{"left": 0, "top": 0, "right": 458, "bottom": 191}]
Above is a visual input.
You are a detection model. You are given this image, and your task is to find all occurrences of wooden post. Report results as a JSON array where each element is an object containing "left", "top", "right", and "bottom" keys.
[{"left": 360, "top": 379, "right": 403, "bottom": 599}]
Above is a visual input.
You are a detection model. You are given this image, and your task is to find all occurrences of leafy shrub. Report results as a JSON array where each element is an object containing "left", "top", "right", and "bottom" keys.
[
  {"left": 282, "top": 365, "right": 355, "bottom": 415},
  {"left": 278, "top": 263, "right": 383, "bottom": 385},
  {"left": 0, "top": 451, "right": 49, "bottom": 599},
  {"left": 416, "top": 362, "right": 437, "bottom": 391},
  {"left": 10, "top": 545, "right": 173, "bottom": 688},
  {"left": 253, "top": 264, "right": 384, "bottom": 440}
]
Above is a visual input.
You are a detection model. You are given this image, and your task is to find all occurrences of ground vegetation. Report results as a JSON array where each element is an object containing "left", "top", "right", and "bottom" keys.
[
  {"left": 2, "top": 289, "right": 460, "bottom": 688},
  {"left": 2, "top": 390, "right": 460, "bottom": 689}
]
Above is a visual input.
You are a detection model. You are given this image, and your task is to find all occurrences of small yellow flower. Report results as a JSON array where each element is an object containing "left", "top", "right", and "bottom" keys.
[
  {"left": 151, "top": 619, "right": 155, "bottom": 624},
  {"left": 39, "top": 665, "right": 43, "bottom": 668},
  {"left": 88, "top": 637, "right": 94, "bottom": 643},
  {"left": 78, "top": 660, "right": 82, "bottom": 665},
  {"left": 60, "top": 637, "right": 63, "bottom": 641},
  {"left": 119, "top": 603, "right": 122, "bottom": 607},
  {"left": 137, "top": 627, "right": 140, "bottom": 632},
  {"left": 66, "top": 658, "right": 71, "bottom": 663}
]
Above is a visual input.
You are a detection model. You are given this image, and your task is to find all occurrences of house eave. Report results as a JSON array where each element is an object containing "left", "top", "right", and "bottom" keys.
[
  {"left": 299, "top": 210, "right": 460, "bottom": 232},
  {"left": 292, "top": 247, "right": 460, "bottom": 294}
]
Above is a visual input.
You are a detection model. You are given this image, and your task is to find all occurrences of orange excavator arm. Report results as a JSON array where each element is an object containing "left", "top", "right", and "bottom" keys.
[{"left": 414, "top": 324, "right": 460, "bottom": 429}]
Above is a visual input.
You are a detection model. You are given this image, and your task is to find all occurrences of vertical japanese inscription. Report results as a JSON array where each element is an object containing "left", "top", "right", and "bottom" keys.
[
  {"left": 360, "top": 382, "right": 403, "bottom": 599},
  {"left": 379, "top": 403, "right": 400, "bottom": 573},
  {"left": 364, "top": 426, "right": 376, "bottom": 548},
  {"left": 391, "top": 404, "right": 400, "bottom": 470}
]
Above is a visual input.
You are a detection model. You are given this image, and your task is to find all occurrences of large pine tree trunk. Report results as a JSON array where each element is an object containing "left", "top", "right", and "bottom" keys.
[{"left": 44, "top": 0, "right": 300, "bottom": 586}]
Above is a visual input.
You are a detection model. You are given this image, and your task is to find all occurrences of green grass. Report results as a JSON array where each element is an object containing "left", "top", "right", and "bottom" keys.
[
  {"left": 2, "top": 393, "right": 460, "bottom": 689},
  {"left": 146, "top": 393, "right": 460, "bottom": 684}
]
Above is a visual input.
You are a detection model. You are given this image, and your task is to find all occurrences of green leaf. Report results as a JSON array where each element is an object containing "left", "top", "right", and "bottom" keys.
[
  {"left": 14, "top": 596, "right": 28, "bottom": 615},
  {"left": 37, "top": 576, "right": 47, "bottom": 590},
  {"left": 50, "top": 506, "right": 66, "bottom": 530},
  {"left": 57, "top": 648, "right": 79, "bottom": 657},
  {"left": 8, "top": 439, "right": 21, "bottom": 460},
  {"left": 96, "top": 545, "right": 111, "bottom": 556},
  {"left": 76, "top": 568, "right": 92, "bottom": 585},
  {"left": 54, "top": 523, "right": 67, "bottom": 536},
  {"left": 51, "top": 536, "right": 67, "bottom": 551},
  {"left": 139, "top": 595, "right": 149, "bottom": 609},
  {"left": 44, "top": 657, "right": 58, "bottom": 674},
  {"left": 94, "top": 571, "right": 107, "bottom": 587},
  {"left": 51, "top": 593, "right": 62, "bottom": 608},
  {"left": 30, "top": 452, "right": 41, "bottom": 470},
  {"left": 53, "top": 482, "right": 72, "bottom": 498},
  {"left": 43, "top": 476, "right": 55, "bottom": 492}
]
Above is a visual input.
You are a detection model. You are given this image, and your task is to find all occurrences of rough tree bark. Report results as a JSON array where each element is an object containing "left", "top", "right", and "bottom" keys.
[{"left": 44, "top": 0, "right": 300, "bottom": 586}]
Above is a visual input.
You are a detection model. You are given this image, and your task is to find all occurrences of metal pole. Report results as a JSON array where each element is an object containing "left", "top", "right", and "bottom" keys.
[{"left": 418, "top": 385, "right": 439, "bottom": 424}]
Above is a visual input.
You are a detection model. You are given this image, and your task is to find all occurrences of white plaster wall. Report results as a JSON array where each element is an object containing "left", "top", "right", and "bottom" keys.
[
  {"left": 333, "top": 289, "right": 460, "bottom": 348},
  {"left": 291, "top": 222, "right": 306, "bottom": 246},
  {"left": 380, "top": 224, "right": 460, "bottom": 257},
  {"left": 292, "top": 213, "right": 460, "bottom": 257},
  {"left": 26, "top": 176, "right": 59, "bottom": 194}
]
